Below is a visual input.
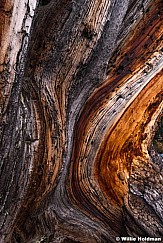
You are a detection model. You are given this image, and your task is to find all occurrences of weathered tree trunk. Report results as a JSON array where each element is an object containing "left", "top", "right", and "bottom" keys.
[{"left": 0, "top": 0, "right": 163, "bottom": 242}]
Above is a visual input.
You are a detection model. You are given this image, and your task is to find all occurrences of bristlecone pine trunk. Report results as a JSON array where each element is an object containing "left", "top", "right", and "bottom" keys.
[{"left": 0, "top": 0, "right": 163, "bottom": 242}]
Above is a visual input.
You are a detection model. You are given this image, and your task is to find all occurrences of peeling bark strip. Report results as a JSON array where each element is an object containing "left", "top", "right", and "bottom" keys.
[{"left": 0, "top": 0, "right": 163, "bottom": 242}]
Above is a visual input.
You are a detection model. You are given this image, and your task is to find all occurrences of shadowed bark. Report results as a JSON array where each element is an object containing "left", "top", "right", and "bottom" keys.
[{"left": 0, "top": 0, "right": 163, "bottom": 242}]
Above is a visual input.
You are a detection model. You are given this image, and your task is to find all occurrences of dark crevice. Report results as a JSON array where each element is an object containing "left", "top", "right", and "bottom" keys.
[
  {"left": 39, "top": 0, "right": 51, "bottom": 6},
  {"left": 153, "top": 116, "right": 163, "bottom": 154}
]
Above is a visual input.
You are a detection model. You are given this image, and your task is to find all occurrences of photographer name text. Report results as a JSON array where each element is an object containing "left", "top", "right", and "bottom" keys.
[{"left": 116, "top": 237, "right": 162, "bottom": 242}]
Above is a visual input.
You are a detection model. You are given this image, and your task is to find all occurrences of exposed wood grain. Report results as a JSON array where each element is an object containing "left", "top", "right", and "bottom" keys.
[{"left": 0, "top": 0, "right": 163, "bottom": 242}]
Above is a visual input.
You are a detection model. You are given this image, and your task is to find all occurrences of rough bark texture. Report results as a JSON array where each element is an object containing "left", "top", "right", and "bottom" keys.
[{"left": 0, "top": 0, "right": 163, "bottom": 242}]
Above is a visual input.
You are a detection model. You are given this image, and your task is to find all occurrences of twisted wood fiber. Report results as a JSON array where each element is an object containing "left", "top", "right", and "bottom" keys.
[{"left": 0, "top": 0, "right": 163, "bottom": 242}]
